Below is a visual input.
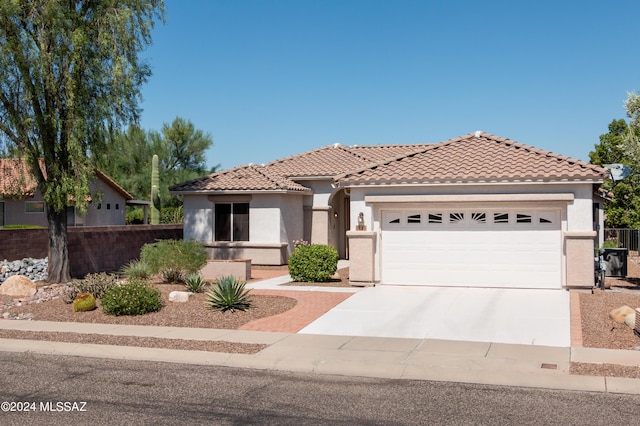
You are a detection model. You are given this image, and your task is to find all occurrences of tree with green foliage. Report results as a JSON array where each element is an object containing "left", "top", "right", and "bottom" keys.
[
  {"left": 93, "top": 124, "right": 154, "bottom": 201},
  {"left": 590, "top": 118, "right": 640, "bottom": 228},
  {"left": 149, "top": 117, "right": 214, "bottom": 207},
  {"left": 94, "top": 117, "right": 215, "bottom": 210},
  {"left": 626, "top": 91, "right": 640, "bottom": 130},
  {"left": 0, "top": 0, "right": 164, "bottom": 282}
]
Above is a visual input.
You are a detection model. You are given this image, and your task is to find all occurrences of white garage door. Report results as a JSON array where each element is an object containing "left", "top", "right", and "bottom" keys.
[{"left": 381, "top": 209, "right": 562, "bottom": 288}]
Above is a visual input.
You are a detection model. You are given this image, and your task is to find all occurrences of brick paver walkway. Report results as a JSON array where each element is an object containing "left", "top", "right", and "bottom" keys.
[
  {"left": 569, "top": 291, "right": 583, "bottom": 347},
  {"left": 239, "top": 290, "right": 355, "bottom": 333}
]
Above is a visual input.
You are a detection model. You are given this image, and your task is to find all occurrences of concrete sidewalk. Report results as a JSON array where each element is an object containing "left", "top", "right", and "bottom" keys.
[{"left": 1, "top": 319, "right": 640, "bottom": 395}]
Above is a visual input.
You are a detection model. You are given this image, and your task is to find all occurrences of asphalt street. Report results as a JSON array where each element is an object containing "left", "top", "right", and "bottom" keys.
[{"left": 1, "top": 352, "right": 639, "bottom": 425}]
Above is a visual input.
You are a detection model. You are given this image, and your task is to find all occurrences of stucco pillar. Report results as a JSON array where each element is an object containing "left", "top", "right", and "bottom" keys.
[
  {"left": 347, "top": 231, "right": 377, "bottom": 286},
  {"left": 565, "top": 231, "right": 596, "bottom": 288},
  {"left": 311, "top": 206, "right": 330, "bottom": 245}
]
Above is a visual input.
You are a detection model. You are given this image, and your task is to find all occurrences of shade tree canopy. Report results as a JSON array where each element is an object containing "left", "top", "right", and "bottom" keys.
[{"left": 0, "top": 0, "right": 164, "bottom": 282}]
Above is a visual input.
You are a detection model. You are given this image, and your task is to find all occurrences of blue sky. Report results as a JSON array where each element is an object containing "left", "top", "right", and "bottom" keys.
[{"left": 139, "top": 0, "right": 640, "bottom": 171}]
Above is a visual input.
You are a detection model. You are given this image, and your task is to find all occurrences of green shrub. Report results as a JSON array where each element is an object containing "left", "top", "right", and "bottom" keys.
[
  {"left": 0, "top": 224, "right": 44, "bottom": 229},
  {"left": 205, "top": 275, "right": 252, "bottom": 312},
  {"left": 62, "top": 272, "right": 118, "bottom": 304},
  {"left": 125, "top": 207, "right": 145, "bottom": 224},
  {"left": 72, "top": 293, "right": 96, "bottom": 312},
  {"left": 161, "top": 206, "right": 184, "bottom": 224},
  {"left": 101, "top": 279, "right": 163, "bottom": 316},
  {"left": 120, "top": 259, "right": 152, "bottom": 280},
  {"left": 288, "top": 244, "right": 338, "bottom": 282},
  {"left": 140, "top": 239, "right": 208, "bottom": 283},
  {"left": 184, "top": 274, "right": 206, "bottom": 293}
]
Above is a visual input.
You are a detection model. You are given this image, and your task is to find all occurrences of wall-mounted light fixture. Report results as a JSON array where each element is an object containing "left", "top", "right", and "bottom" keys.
[{"left": 356, "top": 212, "right": 366, "bottom": 231}]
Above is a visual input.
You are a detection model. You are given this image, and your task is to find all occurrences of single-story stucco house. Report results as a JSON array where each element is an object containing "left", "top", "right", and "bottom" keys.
[
  {"left": 170, "top": 131, "right": 609, "bottom": 289},
  {"left": 0, "top": 158, "right": 135, "bottom": 227}
]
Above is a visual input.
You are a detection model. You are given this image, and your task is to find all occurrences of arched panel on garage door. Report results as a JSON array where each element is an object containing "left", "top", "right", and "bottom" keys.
[{"left": 380, "top": 208, "right": 562, "bottom": 288}]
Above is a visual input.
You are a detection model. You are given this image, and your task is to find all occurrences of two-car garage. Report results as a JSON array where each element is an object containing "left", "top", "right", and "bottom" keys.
[{"left": 380, "top": 207, "right": 563, "bottom": 289}]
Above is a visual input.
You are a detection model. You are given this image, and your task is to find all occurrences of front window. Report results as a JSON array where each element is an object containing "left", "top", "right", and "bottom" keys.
[
  {"left": 215, "top": 203, "right": 249, "bottom": 241},
  {"left": 25, "top": 201, "right": 45, "bottom": 214}
]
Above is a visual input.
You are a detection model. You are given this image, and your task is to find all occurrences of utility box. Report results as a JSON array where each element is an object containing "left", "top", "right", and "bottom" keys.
[{"left": 603, "top": 248, "right": 628, "bottom": 278}]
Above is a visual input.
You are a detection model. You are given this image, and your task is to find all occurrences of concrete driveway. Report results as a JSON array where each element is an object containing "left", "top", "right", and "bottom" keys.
[{"left": 298, "top": 286, "right": 571, "bottom": 347}]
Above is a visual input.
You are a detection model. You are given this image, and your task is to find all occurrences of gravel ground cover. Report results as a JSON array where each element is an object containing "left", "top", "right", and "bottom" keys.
[{"left": 570, "top": 255, "right": 640, "bottom": 378}]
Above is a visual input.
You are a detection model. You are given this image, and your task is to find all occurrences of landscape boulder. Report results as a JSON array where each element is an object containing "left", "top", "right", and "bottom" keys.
[
  {"left": 609, "top": 305, "right": 635, "bottom": 323},
  {"left": 0, "top": 275, "right": 37, "bottom": 297},
  {"left": 168, "top": 291, "right": 193, "bottom": 303},
  {"left": 624, "top": 312, "right": 636, "bottom": 329}
]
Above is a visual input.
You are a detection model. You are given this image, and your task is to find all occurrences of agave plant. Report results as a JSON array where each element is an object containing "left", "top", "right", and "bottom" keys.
[
  {"left": 184, "top": 274, "right": 206, "bottom": 293},
  {"left": 205, "top": 275, "right": 252, "bottom": 312},
  {"left": 120, "top": 259, "right": 152, "bottom": 280}
]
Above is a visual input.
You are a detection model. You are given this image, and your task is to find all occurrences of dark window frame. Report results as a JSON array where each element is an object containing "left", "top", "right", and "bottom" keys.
[{"left": 215, "top": 202, "right": 250, "bottom": 242}]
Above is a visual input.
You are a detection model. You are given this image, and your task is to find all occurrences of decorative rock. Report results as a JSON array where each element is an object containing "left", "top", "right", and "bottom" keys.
[
  {"left": 0, "top": 275, "right": 37, "bottom": 297},
  {"left": 624, "top": 312, "right": 636, "bottom": 329},
  {"left": 609, "top": 305, "right": 635, "bottom": 323},
  {"left": 0, "top": 258, "right": 48, "bottom": 284},
  {"left": 168, "top": 291, "right": 193, "bottom": 303}
]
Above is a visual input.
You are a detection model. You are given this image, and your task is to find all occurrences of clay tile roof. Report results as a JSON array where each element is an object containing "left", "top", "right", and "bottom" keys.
[
  {"left": 347, "top": 144, "right": 431, "bottom": 162},
  {"left": 0, "top": 158, "right": 133, "bottom": 200},
  {"left": 170, "top": 143, "right": 433, "bottom": 193},
  {"left": 0, "top": 158, "right": 41, "bottom": 197},
  {"left": 171, "top": 132, "right": 608, "bottom": 193},
  {"left": 262, "top": 144, "right": 376, "bottom": 177},
  {"left": 168, "top": 164, "right": 310, "bottom": 192},
  {"left": 336, "top": 132, "right": 609, "bottom": 184}
]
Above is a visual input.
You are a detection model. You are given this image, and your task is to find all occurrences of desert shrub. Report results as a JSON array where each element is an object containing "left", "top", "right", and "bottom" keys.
[
  {"left": 72, "top": 293, "right": 96, "bottom": 312},
  {"left": 288, "top": 244, "right": 338, "bottom": 282},
  {"left": 120, "top": 259, "right": 152, "bottom": 280},
  {"left": 140, "top": 239, "right": 208, "bottom": 283},
  {"left": 205, "top": 275, "right": 252, "bottom": 312},
  {"left": 62, "top": 272, "right": 118, "bottom": 304},
  {"left": 184, "top": 274, "right": 206, "bottom": 293},
  {"left": 125, "top": 207, "right": 145, "bottom": 224},
  {"left": 161, "top": 206, "right": 183, "bottom": 224},
  {"left": 101, "top": 279, "right": 162, "bottom": 316}
]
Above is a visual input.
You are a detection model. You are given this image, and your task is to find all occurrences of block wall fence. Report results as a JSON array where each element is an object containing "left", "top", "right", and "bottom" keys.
[{"left": 0, "top": 225, "right": 183, "bottom": 278}]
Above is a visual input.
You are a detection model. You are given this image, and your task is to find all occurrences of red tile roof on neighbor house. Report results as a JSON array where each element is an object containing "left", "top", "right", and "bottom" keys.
[
  {"left": 0, "top": 158, "right": 41, "bottom": 197},
  {"left": 169, "top": 132, "right": 608, "bottom": 193},
  {"left": 0, "top": 158, "right": 133, "bottom": 200}
]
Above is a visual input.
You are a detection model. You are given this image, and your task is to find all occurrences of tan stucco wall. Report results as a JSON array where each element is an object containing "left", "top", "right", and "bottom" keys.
[
  {"left": 346, "top": 231, "right": 377, "bottom": 286},
  {"left": 565, "top": 231, "right": 596, "bottom": 288},
  {"left": 200, "top": 259, "right": 251, "bottom": 281},
  {"left": 205, "top": 242, "right": 288, "bottom": 265}
]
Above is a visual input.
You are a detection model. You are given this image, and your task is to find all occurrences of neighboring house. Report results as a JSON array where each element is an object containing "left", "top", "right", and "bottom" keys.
[
  {"left": 0, "top": 159, "right": 134, "bottom": 228},
  {"left": 170, "top": 132, "right": 609, "bottom": 289}
]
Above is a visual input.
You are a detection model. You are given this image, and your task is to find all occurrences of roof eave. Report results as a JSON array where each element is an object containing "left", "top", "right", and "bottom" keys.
[
  {"left": 288, "top": 175, "right": 336, "bottom": 181},
  {"left": 338, "top": 176, "right": 607, "bottom": 187},
  {"left": 170, "top": 188, "right": 312, "bottom": 196}
]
